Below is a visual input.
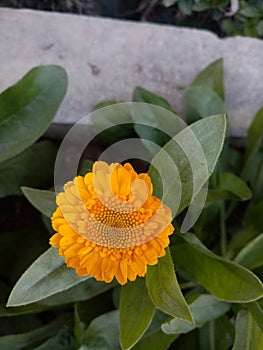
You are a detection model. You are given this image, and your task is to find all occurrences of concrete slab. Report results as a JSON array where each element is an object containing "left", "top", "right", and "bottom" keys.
[{"left": 0, "top": 8, "right": 262, "bottom": 138}]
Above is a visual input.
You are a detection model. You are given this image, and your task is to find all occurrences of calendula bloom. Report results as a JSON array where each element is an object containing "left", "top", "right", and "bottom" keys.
[{"left": 50, "top": 161, "right": 174, "bottom": 285}]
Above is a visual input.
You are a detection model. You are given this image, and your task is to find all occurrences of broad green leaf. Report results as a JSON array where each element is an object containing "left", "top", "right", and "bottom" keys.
[
  {"left": 184, "top": 87, "right": 225, "bottom": 123},
  {"left": 32, "top": 328, "right": 75, "bottom": 350},
  {"left": 133, "top": 311, "right": 177, "bottom": 350},
  {"left": 197, "top": 322, "right": 210, "bottom": 350},
  {"left": 133, "top": 86, "right": 175, "bottom": 113},
  {"left": 146, "top": 249, "right": 193, "bottom": 323},
  {"left": 0, "top": 304, "right": 49, "bottom": 317},
  {"left": 242, "top": 109, "right": 263, "bottom": 190},
  {"left": 0, "top": 316, "right": 69, "bottom": 350},
  {"left": 7, "top": 247, "right": 91, "bottom": 306},
  {"left": 133, "top": 331, "right": 176, "bottom": 350},
  {"left": 233, "top": 309, "right": 263, "bottom": 350},
  {"left": 0, "top": 140, "right": 58, "bottom": 198},
  {"left": 191, "top": 58, "right": 224, "bottom": 99},
  {"left": 246, "top": 301, "right": 263, "bottom": 333},
  {"left": 40, "top": 279, "right": 116, "bottom": 306},
  {"left": 21, "top": 187, "right": 56, "bottom": 217},
  {"left": 92, "top": 99, "right": 122, "bottom": 111},
  {"left": 244, "top": 200, "right": 263, "bottom": 233},
  {"left": 234, "top": 233, "right": 263, "bottom": 269},
  {"left": 133, "top": 329, "right": 176, "bottom": 350},
  {"left": 206, "top": 189, "right": 248, "bottom": 202},
  {"left": 171, "top": 233, "right": 263, "bottom": 302},
  {"left": 1, "top": 278, "right": 114, "bottom": 314},
  {"left": 79, "top": 310, "right": 121, "bottom": 350},
  {"left": 0, "top": 65, "right": 67, "bottom": 163},
  {"left": 246, "top": 107, "right": 263, "bottom": 154},
  {"left": 162, "top": 294, "right": 230, "bottom": 334},
  {"left": 120, "top": 278, "right": 155, "bottom": 350},
  {"left": 240, "top": 6, "right": 263, "bottom": 18},
  {"left": 131, "top": 103, "right": 185, "bottom": 153},
  {"left": 218, "top": 172, "right": 252, "bottom": 201},
  {"left": 90, "top": 103, "right": 137, "bottom": 147},
  {"left": 149, "top": 114, "right": 226, "bottom": 217},
  {"left": 241, "top": 149, "right": 263, "bottom": 190},
  {"left": 211, "top": 316, "right": 235, "bottom": 350}
]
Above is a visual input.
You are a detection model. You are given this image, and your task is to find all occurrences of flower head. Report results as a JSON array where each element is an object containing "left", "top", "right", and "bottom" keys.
[{"left": 50, "top": 161, "right": 174, "bottom": 285}]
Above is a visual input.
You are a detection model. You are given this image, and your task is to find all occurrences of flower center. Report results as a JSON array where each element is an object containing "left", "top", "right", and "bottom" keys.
[{"left": 63, "top": 195, "right": 167, "bottom": 249}]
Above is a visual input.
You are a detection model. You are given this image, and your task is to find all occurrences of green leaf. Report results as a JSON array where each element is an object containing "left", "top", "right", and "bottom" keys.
[
  {"left": 184, "top": 87, "right": 225, "bottom": 123},
  {"left": 92, "top": 99, "right": 122, "bottom": 111},
  {"left": 246, "top": 301, "right": 263, "bottom": 333},
  {"left": 206, "top": 189, "right": 247, "bottom": 202},
  {"left": 233, "top": 309, "right": 263, "bottom": 350},
  {"left": 0, "top": 316, "right": 69, "bottom": 350},
  {"left": 40, "top": 279, "right": 116, "bottom": 307},
  {"left": 206, "top": 171, "right": 252, "bottom": 203},
  {"left": 133, "top": 86, "right": 176, "bottom": 113},
  {"left": 0, "top": 304, "right": 50, "bottom": 317},
  {"left": 0, "top": 140, "right": 58, "bottom": 198},
  {"left": 149, "top": 114, "right": 226, "bottom": 226},
  {"left": 243, "top": 200, "right": 263, "bottom": 233},
  {"left": 171, "top": 233, "right": 263, "bottom": 302},
  {"left": 133, "top": 328, "right": 176, "bottom": 350},
  {"left": 7, "top": 247, "right": 91, "bottom": 306},
  {"left": 246, "top": 107, "right": 263, "bottom": 154},
  {"left": 146, "top": 249, "right": 193, "bottom": 323},
  {"left": 90, "top": 103, "right": 137, "bottom": 147},
  {"left": 32, "top": 328, "right": 75, "bottom": 350},
  {"left": 184, "top": 58, "right": 225, "bottom": 125},
  {"left": 242, "top": 108, "right": 263, "bottom": 191},
  {"left": 132, "top": 311, "right": 177, "bottom": 350},
  {"left": 131, "top": 103, "right": 185, "bottom": 153},
  {"left": 21, "top": 187, "right": 56, "bottom": 217},
  {"left": 234, "top": 233, "right": 263, "bottom": 270},
  {"left": 79, "top": 310, "right": 121, "bottom": 350},
  {"left": 218, "top": 172, "right": 252, "bottom": 201},
  {"left": 211, "top": 316, "right": 235, "bottom": 350},
  {"left": 191, "top": 58, "right": 224, "bottom": 99},
  {"left": 0, "top": 65, "right": 67, "bottom": 163},
  {"left": 120, "top": 278, "right": 155, "bottom": 350},
  {"left": 162, "top": 294, "right": 230, "bottom": 334},
  {"left": 240, "top": 6, "right": 263, "bottom": 18}
]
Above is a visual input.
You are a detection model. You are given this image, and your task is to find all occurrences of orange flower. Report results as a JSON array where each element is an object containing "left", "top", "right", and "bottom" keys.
[{"left": 50, "top": 161, "right": 174, "bottom": 285}]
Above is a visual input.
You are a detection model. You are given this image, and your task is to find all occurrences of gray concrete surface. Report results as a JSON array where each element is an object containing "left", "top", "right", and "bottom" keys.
[{"left": 0, "top": 8, "right": 262, "bottom": 138}]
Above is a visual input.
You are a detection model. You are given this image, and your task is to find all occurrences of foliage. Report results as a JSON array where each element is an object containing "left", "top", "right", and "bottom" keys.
[
  {"left": 1, "top": 0, "right": 263, "bottom": 38},
  {"left": 161, "top": 0, "right": 263, "bottom": 38},
  {"left": 1, "top": 60, "right": 263, "bottom": 349}
]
